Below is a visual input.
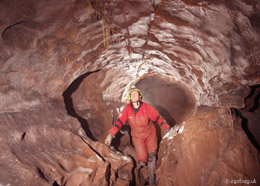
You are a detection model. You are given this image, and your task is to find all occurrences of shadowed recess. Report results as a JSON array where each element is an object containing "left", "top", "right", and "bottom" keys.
[
  {"left": 62, "top": 69, "right": 101, "bottom": 141},
  {"left": 135, "top": 75, "right": 197, "bottom": 126}
]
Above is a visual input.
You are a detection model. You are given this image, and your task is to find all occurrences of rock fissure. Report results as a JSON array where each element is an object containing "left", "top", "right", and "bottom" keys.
[{"left": 2, "top": 21, "right": 26, "bottom": 38}]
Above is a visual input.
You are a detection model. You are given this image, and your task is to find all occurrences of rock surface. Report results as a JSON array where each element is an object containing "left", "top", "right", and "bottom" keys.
[
  {"left": 0, "top": 98, "right": 133, "bottom": 186},
  {"left": 0, "top": 0, "right": 260, "bottom": 185},
  {"left": 157, "top": 106, "right": 260, "bottom": 186}
]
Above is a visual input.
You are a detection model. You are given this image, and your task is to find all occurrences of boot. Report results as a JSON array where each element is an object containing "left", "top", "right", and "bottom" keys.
[{"left": 148, "top": 153, "right": 156, "bottom": 185}]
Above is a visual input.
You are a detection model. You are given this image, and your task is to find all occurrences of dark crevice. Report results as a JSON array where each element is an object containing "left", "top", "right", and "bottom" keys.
[
  {"left": 250, "top": 92, "right": 260, "bottom": 112},
  {"left": 2, "top": 21, "right": 25, "bottom": 38},
  {"left": 129, "top": 156, "right": 137, "bottom": 186},
  {"left": 37, "top": 167, "right": 49, "bottom": 182},
  {"left": 248, "top": 85, "right": 260, "bottom": 112},
  {"left": 53, "top": 181, "right": 60, "bottom": 186},
  {"left": 232, "top": 84, "right": 260, "bottom": 153},
  {"left": 231, "top": 106, "right": 260, "bottom": 152},
  {"left": 243, "top": 84, "right": 260, "bottom": 152},
  {"left": 62, "top": 69, "right": 101, "bottom": 141},
  {"left": 241, "top": 117, "right": 260, "bottom": 152},
  {"left": 244, "top": 84, "right": 260, "bottom": 111},
  {"left": 105, "top": 163, "right": 111, "bottom": 186},
  {"left": 21, "top": 132, "right": 26, "bottom": 141}
]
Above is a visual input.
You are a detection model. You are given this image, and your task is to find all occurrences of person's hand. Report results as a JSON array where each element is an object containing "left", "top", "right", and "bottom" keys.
[
  {"left": 104, "top": 134, "right": 113, "bottom": 146},
  {"left": 163, "top": 127, "right": 177, "bottom": 139}
]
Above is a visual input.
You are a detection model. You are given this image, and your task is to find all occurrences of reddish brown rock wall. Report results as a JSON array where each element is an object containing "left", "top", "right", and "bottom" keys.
[
  {"left": 0, "top": 99, "right": 133, "bottom": 186},
  {"left": 157, "top": 106, "right": 260, "bottom": 186}
]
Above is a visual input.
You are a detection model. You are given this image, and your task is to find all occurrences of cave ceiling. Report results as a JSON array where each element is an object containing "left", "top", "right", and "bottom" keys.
[{"left": 1, "top": 0, "right": 260, "bottom": 110}]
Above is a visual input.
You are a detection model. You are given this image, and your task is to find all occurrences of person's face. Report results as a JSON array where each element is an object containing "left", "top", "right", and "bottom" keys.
[{"left": 130, "top": 91, "right": 140, "bottom": 102}]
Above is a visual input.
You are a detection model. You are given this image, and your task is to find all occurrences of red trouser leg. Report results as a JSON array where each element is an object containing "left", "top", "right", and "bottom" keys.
[
  {"left": 132, "top": 128, "right": 158, "bottom": 163},
  {"left": 146, "top": 128, "right": 158, "bottom": 155},
  {"left": 132, "top": 137, "right": 148, "bottom": 163}
]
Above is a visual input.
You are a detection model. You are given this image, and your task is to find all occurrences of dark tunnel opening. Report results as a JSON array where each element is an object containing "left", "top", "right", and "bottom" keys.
[
  {"left": 135, "top": 75, "right": 197, "bottom": 125},
  {"left": 62, "top": 69, "right": 101, "bottom": 141}
]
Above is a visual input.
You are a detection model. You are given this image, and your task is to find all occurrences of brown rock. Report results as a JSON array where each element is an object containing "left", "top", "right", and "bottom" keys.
[{"left": 157, "top": 106, "right": 260, "bottom": 186}]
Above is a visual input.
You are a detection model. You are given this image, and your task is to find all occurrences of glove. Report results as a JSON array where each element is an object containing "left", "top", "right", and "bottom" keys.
[
  {"left": 163, "top": 127, "right": 177, "bottom": 139},
  {"left": 104, "top": 134, "right": 113, "bottom": 146}
]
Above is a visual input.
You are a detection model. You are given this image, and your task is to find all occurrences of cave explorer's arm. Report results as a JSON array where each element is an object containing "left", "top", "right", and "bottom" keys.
[
  {"left": 109, "top": 105, "right": 128, "bottom": 136},
  {"left": 148, "top": 104, "right": 170, "bottom": 131}
]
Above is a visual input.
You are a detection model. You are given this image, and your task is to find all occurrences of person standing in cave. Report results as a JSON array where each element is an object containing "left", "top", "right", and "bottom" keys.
[{"left": 104, "top": 87, "right": 171, "bottom": 185}]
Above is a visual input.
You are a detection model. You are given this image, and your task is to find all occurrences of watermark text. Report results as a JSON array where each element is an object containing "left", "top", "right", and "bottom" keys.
[{"left": 225, "top": 179, "right": 257, "bottom": 184}]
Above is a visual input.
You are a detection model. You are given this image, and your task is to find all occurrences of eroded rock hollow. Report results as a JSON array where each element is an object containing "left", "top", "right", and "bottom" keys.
[{"left": 0, "top": 0, "right": 260, "bottom": 185}]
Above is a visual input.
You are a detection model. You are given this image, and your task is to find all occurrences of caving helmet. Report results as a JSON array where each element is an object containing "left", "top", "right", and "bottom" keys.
[{"left": 126, "top": 87, "right": 143, "bottom": 101}]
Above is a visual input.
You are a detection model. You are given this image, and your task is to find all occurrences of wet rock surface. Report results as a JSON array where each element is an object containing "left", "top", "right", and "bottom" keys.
[
  {"left": 157, "top": 106, "right": 260, "bottom": 186},
  {"left": 0, "top": 0, "right": 260, "bottom": 185},
  {"left": 0, "top": 98, "right": 133, "bottom": 186}
]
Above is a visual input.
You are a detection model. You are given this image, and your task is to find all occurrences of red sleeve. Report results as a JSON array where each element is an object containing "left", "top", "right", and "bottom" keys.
[
  {"left": 109, "top": 104, "right": 129, "bottom": 136},
  {"left": 147, "top": 103, "right": 170, "bottom": 131}
]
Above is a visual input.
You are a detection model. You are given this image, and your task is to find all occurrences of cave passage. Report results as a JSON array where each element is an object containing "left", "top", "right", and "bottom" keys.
[
  {"left": 113, "top": 75, "right": 197, "bottom": 158},
  {"left": 135, "top": 75, "right": 197, "bottom": 125},
  {"left": 62, "top": 70, "right": 198, "bottom": 185},
  {"left": 62, "top": 71, "right": 197, "bottom": 158}
]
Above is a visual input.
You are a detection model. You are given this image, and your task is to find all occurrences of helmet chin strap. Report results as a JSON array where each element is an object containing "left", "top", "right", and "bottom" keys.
[{"left": 131, "top": 99, "right": 140, "bottom": 106}]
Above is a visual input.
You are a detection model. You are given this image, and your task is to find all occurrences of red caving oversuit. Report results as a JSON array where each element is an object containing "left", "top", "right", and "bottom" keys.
[{"left": 109, "top": 102, "right": 170, "bottom": 163}]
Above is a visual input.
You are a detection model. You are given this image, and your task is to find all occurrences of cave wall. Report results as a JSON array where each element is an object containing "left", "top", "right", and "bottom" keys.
[
  {"left": 0, "top": 0, "right": 260, "bottom": 185},
  {"left": 157, "top": 106, "right": 260, "bottom": 186},
  {"left": 0, "top": 97, "right": 133, "bottom": 186}
]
